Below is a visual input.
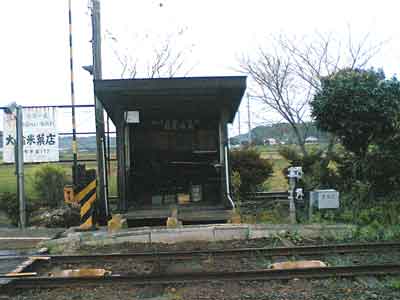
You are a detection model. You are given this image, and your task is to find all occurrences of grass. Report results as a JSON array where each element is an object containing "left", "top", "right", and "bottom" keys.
[
  {"left": 237, "top": 146, "right": 291, "bottom": 224},
  {"left": 0, "top": 152, "right": 118, "bottom": 197},
  {"left": 258, "top": 146, "right": 289, "bottom": 191}
]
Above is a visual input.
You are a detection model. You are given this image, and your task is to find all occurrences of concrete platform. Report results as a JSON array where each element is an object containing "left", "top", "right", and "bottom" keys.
[
  {"left": 42, "top": 223, "right": 356, "bottom": 253},
  {"left": 0, "top": 228, "right": 63, "bottom": 238},
  {"left": 0, "top": 228, "right": 63, "bottom": 251}
]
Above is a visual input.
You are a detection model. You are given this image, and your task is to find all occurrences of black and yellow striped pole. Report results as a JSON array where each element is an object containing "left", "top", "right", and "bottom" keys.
[
  {"left": 64, "top": 166, "right": 98, "bottom": 229},
  {"left": 75, "top": 179, "right": 97, "bottom": 229},
  {"left": 68, "top": 0, "right": 78, "bottom": 185}
]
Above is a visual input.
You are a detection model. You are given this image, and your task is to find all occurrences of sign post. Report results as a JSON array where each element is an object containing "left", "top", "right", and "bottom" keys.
[
  {"left": 4, "top": 104, "right": 26, "bottom": 228},
  {"left": 3, "top": 106, "right": 59, "bottom": 228},
  {"left": 15, "top": 106, "right": 25, "bottom": 229},
  {"left": 287, "top": 166, "right": 303, "bottom": 224}
]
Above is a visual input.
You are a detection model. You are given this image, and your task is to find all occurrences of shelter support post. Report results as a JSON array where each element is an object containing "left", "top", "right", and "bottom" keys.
[{"left": 116, "top": 121, "right": 127, "bottom": 212}]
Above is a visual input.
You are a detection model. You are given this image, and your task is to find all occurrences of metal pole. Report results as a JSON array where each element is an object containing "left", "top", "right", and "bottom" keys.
[
  {"left": 106, "top": 114, "right": 111, "bottom": 182},
  {"left": 237, "top": 110, "right": 241, "bottom": 136},
  {"left": 101, "top": 137, "right": 109, "bottom": 215},
  {"left": 15, "top": 106, "right": 26, "bottom": 229},
  {"left": 288, "top": 177, "right": 296, "bottom": 224},
  {"left": 247, "top": 94, "right": 251, "bottom": 145},
  {"left": 68, "top": 0, "right": 78, "bottom": 186},
  {"left": 91, "top": 0, "right": 108, "bottom": 223},
  {"left": 309, "top": 192, "right": 314, "bottom": 222}
]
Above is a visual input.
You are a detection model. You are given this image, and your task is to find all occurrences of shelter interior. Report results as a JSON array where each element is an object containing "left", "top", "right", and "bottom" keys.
[
  {"left": 95, "top": 76, "right": 246, "bottom": 222},
  {"left": 129, "top": 117, "right": 221, "bottom": 207}
]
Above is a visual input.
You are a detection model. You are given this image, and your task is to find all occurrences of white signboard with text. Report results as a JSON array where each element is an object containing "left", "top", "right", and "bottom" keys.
[{"left": 3, "top": 107, "right": 59, "bottom": 163}]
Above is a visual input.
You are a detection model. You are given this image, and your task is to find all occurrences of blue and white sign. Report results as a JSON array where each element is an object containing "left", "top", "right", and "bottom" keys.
[{"left": 3, "top": 107, "right": 59, "bottom": 163}]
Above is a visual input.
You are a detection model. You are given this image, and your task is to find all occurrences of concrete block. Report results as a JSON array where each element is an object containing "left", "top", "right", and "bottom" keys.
[
  {"left": 229, "top": 211, "right": 241, "bottom": 224},
  {"left": 111, "top": 229, "right": 152, "bottom": 239},
  {"left": 248, "top": 227, "right": 275, "bottom": 239},
  {"left": 213, "top": 225, "right": 250, "bottom": 241},
  {"left": 108, "top": 214, "right": 128, "bottom": 232},
  {"left": 82, "top": 238, "right": 115, "bottom": 247},
  {"left": 166, "top": 217, "right": 182, "bottom": 228},
  {"left": 150, "top": 227, "right": 214, "bottom": 244},
  {"left": 113, "top": 233, "right": 150, "bottom": 244}
]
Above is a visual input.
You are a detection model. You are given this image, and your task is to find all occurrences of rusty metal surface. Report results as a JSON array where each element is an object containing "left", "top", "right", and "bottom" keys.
[{"left": 3, "top": 264, "right": 400, "bottom": 289}]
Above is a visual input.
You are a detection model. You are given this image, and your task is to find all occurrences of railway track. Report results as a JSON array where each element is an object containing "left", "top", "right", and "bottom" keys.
[
  {"left": 2, "top": 264, "right": 400, "bottom": 289},
  {"left": 1, "top": 242, "right": 399, "bottom": 290},
  {"left": 1, "top": 241, "right": 399, "bottom": 263},
  {"left": 245, "top": 191, "right": 288, "bottom": 201}
]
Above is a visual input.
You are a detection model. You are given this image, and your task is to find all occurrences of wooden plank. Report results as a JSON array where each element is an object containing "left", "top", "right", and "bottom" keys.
[{"left": 6, "top": 272, "right": 37, "bottom": 277}]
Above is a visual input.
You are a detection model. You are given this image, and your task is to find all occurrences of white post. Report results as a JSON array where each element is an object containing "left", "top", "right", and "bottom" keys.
[
  {"left": 288, "top": 177, "right": 296, "bottom": 224},
  {"left": 287, "top": 166, "right": 302, "bottom": 224}
]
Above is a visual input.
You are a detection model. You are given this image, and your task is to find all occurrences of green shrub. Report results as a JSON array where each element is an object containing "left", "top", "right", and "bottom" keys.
[
  {"left": 350, "top": 224, "right": 400, "bottom": 242},
  {"left": 230, "top": 148, "right": 273, "bottom": 193},
  {"left": 231, "top": 171, "right": 241, "bottom": 200},
  {"left": 278, "top": 145, "right": 340, "bottom": 191},
  {"left": 0, "top": 192, "right": 33, "bottom": 226},
  {"left": 388, "top": 278, "right": 400, "bottom": 290},
  {"left": 31, "top": 164, "right": 68, "bottom": 208}
]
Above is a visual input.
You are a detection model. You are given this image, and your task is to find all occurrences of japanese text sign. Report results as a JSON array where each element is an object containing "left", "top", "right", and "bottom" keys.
[{"left": 3, "top": 107, "right": 59, "bottom": 163}]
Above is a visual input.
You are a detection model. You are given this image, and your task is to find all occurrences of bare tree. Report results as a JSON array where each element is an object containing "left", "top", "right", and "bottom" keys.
[
  {"left": 105, "top": 28, "right": 195, "bottom": 79},
  {"left": 239, "top": 29, "right": 385, "bottom": 156}
]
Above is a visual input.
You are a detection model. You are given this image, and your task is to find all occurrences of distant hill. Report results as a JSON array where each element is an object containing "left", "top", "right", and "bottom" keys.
[
  {"left": 1, "top": 124, "right": 328, "bottom": 150},
  {"left": 230, "top": 122, "right": 330, "bottom": 145}
]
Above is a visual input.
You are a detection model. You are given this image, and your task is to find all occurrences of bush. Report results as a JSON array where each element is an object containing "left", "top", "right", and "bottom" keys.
[
  {"left": 278, "top": 145, "right": 340, "bottom": 191},
  {"left": 231, "top": 171, "right": 241, "bottom": 200},
  {"left": 31, "top": 164, "right": 68, "bottom": 208},
  {"left": 0, "top": 192, "right": 33, "bottom": 226},
  {"left": 230, "top": 148, "right": 273, "bottom": 193}
]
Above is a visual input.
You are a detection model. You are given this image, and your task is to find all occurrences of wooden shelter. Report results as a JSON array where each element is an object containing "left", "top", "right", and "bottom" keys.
[{"left": 94, "top": 76, "right": 246, "bottom": 223}]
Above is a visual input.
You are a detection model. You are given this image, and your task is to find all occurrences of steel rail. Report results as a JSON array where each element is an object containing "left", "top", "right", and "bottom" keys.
[
  {"left": 1, "top": 242, "right": 399, "bottom": 262},
  {"left": 245, "top": 191, "right": 289, "bottom": 201},
  {"left": 2, "top": 264, "right": 400, "bottom": 289}
]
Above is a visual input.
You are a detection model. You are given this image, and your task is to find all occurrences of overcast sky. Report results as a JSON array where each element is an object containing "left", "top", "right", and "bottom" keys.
[{"left": 0, "top": 0, "right": 399, "bottom": 135}]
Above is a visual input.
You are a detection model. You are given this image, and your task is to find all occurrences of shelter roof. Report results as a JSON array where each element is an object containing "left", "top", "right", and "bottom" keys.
[{"left": 94, "top": 76, "right": 246, "bottom": 124}]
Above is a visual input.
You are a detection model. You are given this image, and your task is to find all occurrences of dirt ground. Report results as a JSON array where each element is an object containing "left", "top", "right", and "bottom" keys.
[{"left": 4, "top": 277, "right": 400, "bottom": 300}]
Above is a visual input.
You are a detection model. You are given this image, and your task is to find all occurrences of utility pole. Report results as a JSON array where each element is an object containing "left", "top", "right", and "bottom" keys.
[
  {"left": 237, "top": 110, "right": 241, "bottom": 136},
  {"left": 15, "top": 106, "right": 25, "bottom": 229},
  {"left": 91, "top": 0, "right": 108, "bottom": 223},
  {"left": 68, "top": 0, "right": 78, "bottom": 186},
  {"left": 247, "top": 94, "right": 252, "bottom": 145}
]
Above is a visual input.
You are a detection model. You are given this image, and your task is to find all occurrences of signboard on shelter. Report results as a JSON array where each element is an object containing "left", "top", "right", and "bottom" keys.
[{"left": 3, "top": 107, "right": 59, "bottom": 163}]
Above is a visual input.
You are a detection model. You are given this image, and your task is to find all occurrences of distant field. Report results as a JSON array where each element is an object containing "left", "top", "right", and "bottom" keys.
[
  {"left": 0, "top": 146, "right": 289, "bottom": 198},
  {"left": 258, "top": 146, "right": 289, "bottom": 191},
  {"left": 0, "top": 151, "right": 118, "bottom": 197}
]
